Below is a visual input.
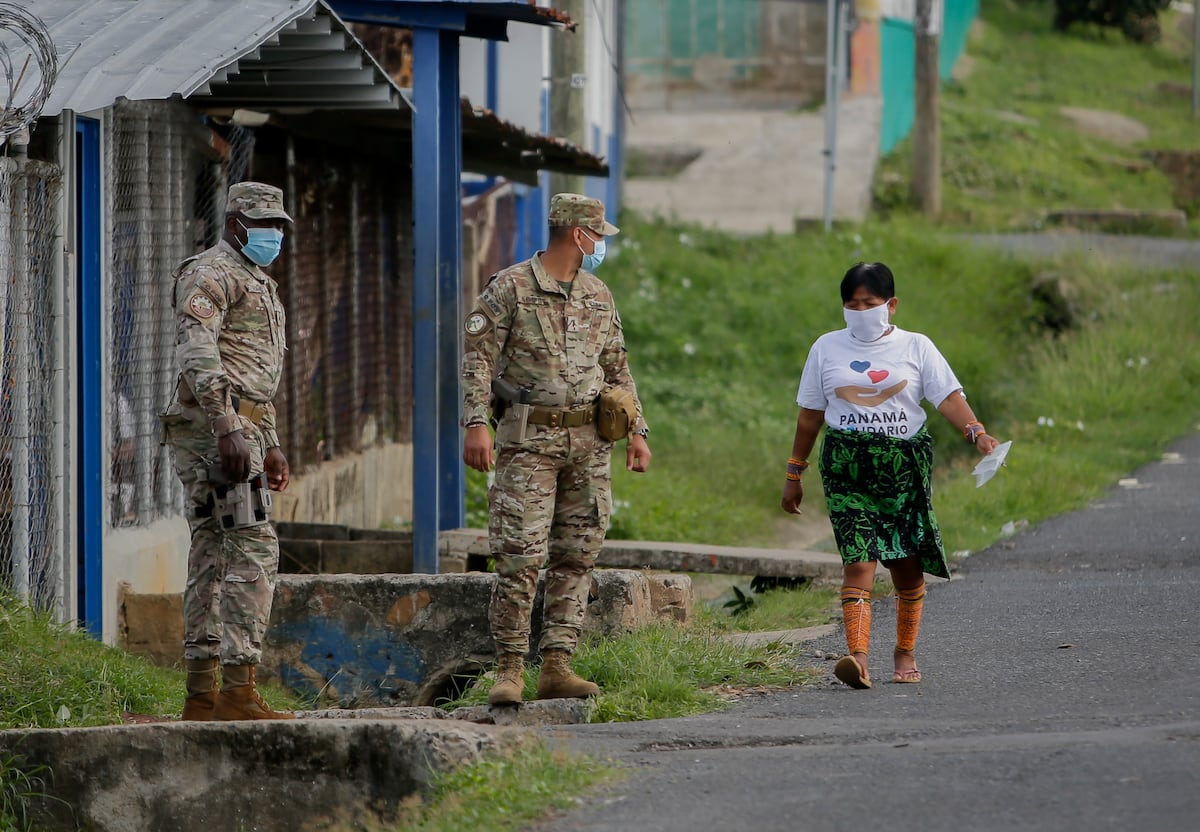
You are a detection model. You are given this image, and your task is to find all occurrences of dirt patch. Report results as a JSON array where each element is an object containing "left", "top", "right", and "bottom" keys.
[
  {"left": 1058, "top": 107, "right": 1150, "bottom": 146},
  {"left": 1151, "top": 149, "right": 1200, "bottom": 213}
]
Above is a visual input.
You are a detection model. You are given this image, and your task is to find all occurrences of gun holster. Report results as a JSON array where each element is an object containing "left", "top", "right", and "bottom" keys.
[
  {"left": 490, "top": 377, "right": 532, "bottom": 446},
  {"left": 194, "top": 465, "right": 273, "bottom": 529}
]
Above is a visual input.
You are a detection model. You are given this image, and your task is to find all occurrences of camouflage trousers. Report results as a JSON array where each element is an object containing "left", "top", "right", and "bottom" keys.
[
  {"left": 488, "top": 423, "right": 612, "bottom": 656},
  {"left": 161, "top": 403, "right": 279, "bottom": 665}
]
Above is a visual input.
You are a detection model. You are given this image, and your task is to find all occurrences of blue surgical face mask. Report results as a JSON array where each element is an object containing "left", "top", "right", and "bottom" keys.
[
  {"left": 238, "top": 220, "right": 284, "bottom": 267},
  {"left": 578, "top": 231, "right": 606, "bottom": 271}
]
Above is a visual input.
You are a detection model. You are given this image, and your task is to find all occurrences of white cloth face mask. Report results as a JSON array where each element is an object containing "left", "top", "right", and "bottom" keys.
[{"left": 843, "top": 302, "right": 892, "bottom": 342}]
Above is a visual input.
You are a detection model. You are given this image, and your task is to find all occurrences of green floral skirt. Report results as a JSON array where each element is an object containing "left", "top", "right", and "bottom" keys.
[{"left": 819, "top": 426, "right": 949, "bottom": 579}]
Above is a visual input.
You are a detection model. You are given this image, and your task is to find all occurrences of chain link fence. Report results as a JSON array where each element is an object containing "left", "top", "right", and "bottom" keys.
[
  {"left": 106, "top": 99, "right": 232, "bottom": 528},
  {"left": 0, "top": 154, "right": 62, "bottom": 611}
]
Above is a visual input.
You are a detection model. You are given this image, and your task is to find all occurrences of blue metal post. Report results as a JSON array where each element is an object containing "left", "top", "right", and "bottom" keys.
[
  {"left": 412, "top": 26, "right": 464, "bottom": 572},
  {"left": 486, "top": 40, "right": 499, "bottom": 112},
  {"left": 76, "top": 117, "right": 103, "bottom": 635}
]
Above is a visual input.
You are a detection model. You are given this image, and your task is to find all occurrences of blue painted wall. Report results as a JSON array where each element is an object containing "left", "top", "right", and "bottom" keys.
[{"left": 879, "top": 0, "right": 979, "bottom": 155}]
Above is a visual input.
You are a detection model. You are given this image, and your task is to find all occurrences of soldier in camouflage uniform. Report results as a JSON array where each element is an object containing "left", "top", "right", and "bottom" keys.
[
  {"left": 462, "top": 193, "right": 652, "bottom": 705},
  {"left": 161, "top": 182, "right": 294, "bottom": 721}
]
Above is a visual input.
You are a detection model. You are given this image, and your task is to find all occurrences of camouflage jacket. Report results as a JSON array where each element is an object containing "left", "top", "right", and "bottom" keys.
[
  {"left": 172, "top": 239, "right": 286, "bottom": 445},
  {"left": 461, "top": 253, "right": 648, "bottom": 433}
]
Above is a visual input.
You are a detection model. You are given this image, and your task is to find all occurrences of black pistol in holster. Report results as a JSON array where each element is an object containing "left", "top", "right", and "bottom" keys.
[
  {"left": 199, "top": 464, "right": 273, "bottom": 530},
  {"left": 490, "top": 376, "right": 531, "bottom": 438}
]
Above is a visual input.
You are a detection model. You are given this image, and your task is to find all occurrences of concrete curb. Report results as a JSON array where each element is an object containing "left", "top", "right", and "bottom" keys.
[{"left": 0, "top": 719, "right": 521, "bottom": 832}]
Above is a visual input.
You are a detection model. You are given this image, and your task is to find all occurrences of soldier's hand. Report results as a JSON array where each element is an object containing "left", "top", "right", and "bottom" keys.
[
  {"left": 217, "top": 430, "right": 251, "bottom": 483},
  {"left": 781, "top": 479, "right": 804, "bottom": 515},
  {"left": 463, "top": 424, "right": 494, "bottom": 472},
  {"left": 627, "top": 434, "right": 651, "bottom": 473},
  {"left": 265, "top": 446, "right": 290, "bottom": 492}
]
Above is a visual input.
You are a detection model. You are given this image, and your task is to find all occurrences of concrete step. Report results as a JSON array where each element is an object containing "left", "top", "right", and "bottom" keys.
[
  {"left": 1, "top": 719, "right": 518, "bottom": 832},
  {"left": 441, "top": 528, "right": 847, "bottom": 583}
]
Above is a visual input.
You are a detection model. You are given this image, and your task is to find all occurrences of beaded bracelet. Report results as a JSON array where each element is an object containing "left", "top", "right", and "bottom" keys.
[
  {"left": 786, "top": 457, "right": 809, "bottom": 481},
  {"left": 962, "top": 420, "right": 986, "bottom": 444}
]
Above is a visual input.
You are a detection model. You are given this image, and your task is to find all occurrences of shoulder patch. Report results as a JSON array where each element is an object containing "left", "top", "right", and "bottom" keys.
[
  {"left": 476, "top": 283, "right": 505, "bottom": 320},
  {"left": 187, "top": 292, "right": 218, "bottom": 320},
  {"left": 464, "top": 312, "right": 489, "bottom": 336}
]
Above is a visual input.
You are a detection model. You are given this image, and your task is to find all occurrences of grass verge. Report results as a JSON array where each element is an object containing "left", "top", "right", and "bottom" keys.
[
  {"left": 390, "top": 739, "right": 621, "bottom": 832},
  {"left": 441, "top": 621, "right": 820, "bottom": 722},
  {"left": 0, "top": 592, "right": 304, "bottom": 729},
  {"left": 386, "top": 739, "right": 624, "bottom": 830}
]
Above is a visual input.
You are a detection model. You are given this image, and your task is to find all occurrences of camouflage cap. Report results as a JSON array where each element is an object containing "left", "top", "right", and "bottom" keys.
[
  {"left": 548, "top": 193, "right": 619, "bottom": 236},
  {"left": 225, "top": 181, "right": 293, "bottom": 222}
]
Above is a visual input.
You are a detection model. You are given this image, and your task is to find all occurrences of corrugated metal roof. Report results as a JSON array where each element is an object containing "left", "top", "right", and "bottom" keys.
[
  {"left": 330, "top": 1, "right": 576, "bottom": 35},
  {"left": 4, "top": 0, "right": 409, "bottom": 116}
]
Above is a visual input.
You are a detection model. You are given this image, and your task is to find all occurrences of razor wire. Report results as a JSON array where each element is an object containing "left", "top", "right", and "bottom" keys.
[{"left": 0, "top": 2, "right": 57, "bottom": 143}]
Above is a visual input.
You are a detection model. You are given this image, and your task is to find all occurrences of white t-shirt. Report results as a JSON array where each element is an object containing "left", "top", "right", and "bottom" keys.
[{"left": 795, "top": 326, "right": 962, "bottom": 437}]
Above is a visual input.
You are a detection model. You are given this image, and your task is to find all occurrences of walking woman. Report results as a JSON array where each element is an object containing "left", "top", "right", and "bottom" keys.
[{"left": 780, "top": 262, "right": 998, "bottom": 688}]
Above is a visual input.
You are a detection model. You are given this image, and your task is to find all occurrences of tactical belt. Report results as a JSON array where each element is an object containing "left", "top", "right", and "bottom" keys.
[
  {"left": 231, "top": 395, "right": 269, "bottom": 427},
  {"left": 527, "top": 405, "right": 595, "bottom": 428}
]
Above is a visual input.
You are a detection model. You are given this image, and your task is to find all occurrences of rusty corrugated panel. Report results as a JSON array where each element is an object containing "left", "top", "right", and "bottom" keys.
[{"left": 259, "top": 132, "right": 413, "bottom": 466}]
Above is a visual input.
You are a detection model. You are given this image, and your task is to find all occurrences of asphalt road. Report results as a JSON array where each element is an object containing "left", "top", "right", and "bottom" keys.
[{"left": 544, "top": 432, "right": 1200, "bottom": 832}]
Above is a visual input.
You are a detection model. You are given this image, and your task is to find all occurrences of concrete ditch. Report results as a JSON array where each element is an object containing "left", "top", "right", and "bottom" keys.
[{"left": 261, "top": 569, "right": 688, "bottom": 708}]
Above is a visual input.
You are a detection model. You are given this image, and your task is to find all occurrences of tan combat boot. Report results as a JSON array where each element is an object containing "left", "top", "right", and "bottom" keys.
[
  {"left": 180, "top": 658, "right": 219, "bottom": 721},
  {"left": 487, "top": 653, "right": 526, "bottom": 706},
  {"left": 213, "top": 665, "right": 296, "bottom": 720},
  {"left": 536, "top": 649, "right": 599, "bottom": 700}
]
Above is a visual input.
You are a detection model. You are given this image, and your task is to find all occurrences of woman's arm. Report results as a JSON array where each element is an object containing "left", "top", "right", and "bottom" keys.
[
  {"left": 937, "top": 390, "right": 1000, "bottom": 455},
  {"left": 781, "top": 407, "right": 825, "bottom": 514}
]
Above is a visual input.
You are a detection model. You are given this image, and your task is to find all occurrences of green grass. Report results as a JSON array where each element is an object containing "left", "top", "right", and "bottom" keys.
[
  {"left": 0, "top": 753, "right": 56, "bottom": 832},
  {"left": 0, "top": 592, "right": 304, "bottom": 729},
  {"left": 694, "top": 584, "right": 839, "bottom": 633},
  {"left": 441, "top": 622, "right": 819, "bottom": 722},
  {"left": 388, "top": 740, "right": 621, "bottom": 832},
  {"left": 875, "top": 1, "right": 1200, "bottom": 231}
]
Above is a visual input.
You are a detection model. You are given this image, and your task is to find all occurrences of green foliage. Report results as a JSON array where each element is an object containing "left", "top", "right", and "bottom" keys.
[
  {"left": 0, "top": 754, "right": 52, "bottom": 832},
  {"left": 0, "top": 593, "right": 178, "bottom": 728},
  {"left": 698, "top": 584, "right": 839, "bottom": 634},
  {"left": 464, "top": 466, "right": 490, "bottom": 530},
  {"left": 722, "top": 586, "right": 755, "bottom": 616},
  {"left": 392, "top": 740, "right": 620, "bottom": 832},
  {"left": 1052, "top": 0, "right": 1171, "bottom": 43}
]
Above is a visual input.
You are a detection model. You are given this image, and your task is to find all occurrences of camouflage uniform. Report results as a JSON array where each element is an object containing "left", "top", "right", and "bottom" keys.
[
  {"left": 461, "top": 194, "right": 648, "bottom": 657},
  {"left": 160, "top": 183, "right": 290, "bottom": 666}
]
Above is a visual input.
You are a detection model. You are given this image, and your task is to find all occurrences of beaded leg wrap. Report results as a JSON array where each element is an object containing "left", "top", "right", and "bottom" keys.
[
  {"left": 895, "top": 583, "right": 926, "bottom": 653},
  {"left": 840, "top": 586, "right": 873, "bottom": 656}
]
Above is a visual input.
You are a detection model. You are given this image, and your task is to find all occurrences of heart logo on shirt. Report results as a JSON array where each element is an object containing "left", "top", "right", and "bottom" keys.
[
  {"left": 868, "top": 370, "right": 889, "bottom": 384},
  {"left": 849, "top": 360, "right": 871, "bottom": 373}
]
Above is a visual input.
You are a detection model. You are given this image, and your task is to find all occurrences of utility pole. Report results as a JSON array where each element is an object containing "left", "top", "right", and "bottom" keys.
[
  {"left": 550, "top": 0, "right": 587, "bottom": 196},
  {"left": 911, "top": 0, "right": 941, "bottom": 215}
]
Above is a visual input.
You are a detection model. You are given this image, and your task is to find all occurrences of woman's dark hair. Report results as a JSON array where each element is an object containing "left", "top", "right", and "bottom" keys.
[{"left": 840, "top": 262, "right": 895, "bottom": 303}]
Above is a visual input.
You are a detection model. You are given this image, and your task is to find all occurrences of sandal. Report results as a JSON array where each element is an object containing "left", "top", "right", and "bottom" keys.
[
  {"left": 834, "top": 655, "right": 872, "bottom": 689},
  {"left": 892, "top": 649, "right": 921, "bottom": 684}
]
